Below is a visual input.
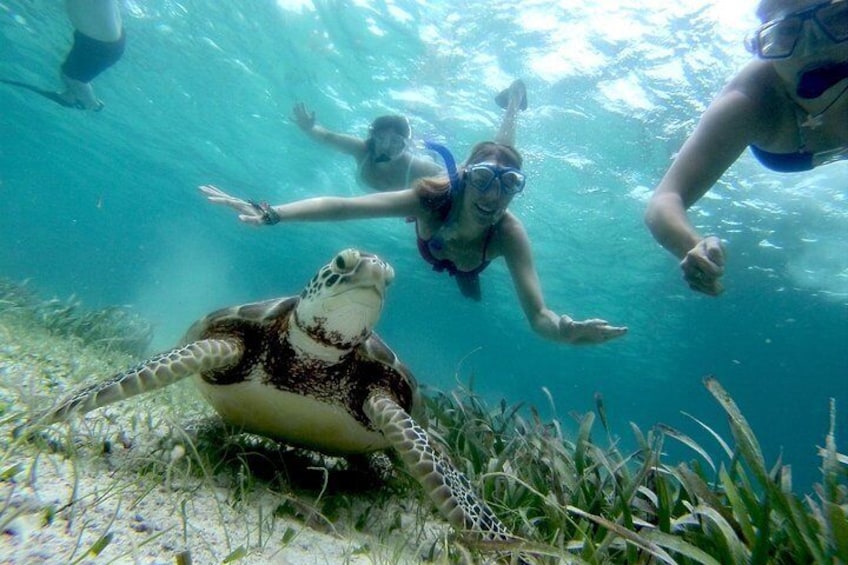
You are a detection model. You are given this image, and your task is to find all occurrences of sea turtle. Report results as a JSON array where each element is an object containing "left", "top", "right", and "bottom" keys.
[{"left": 27, "top": 248, "right": 513, "bottom": 543}]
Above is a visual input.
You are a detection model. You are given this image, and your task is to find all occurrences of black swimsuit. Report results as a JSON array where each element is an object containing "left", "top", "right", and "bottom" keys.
[
  {"left": 749, "top": 145, "right": 816, "bottom": 172},
  {"left": 750, "top": 83, "right": 848, "bottom": 172}
]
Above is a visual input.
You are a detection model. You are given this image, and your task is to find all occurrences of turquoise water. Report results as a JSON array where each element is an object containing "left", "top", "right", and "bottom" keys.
[{"left": 1, "top": 0, "right": 845, "bottom": 490}]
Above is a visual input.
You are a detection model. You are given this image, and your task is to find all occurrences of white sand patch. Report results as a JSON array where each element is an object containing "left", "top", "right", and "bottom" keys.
[{"left": 0, "top": 312, "right": 449, "bottom": 564}]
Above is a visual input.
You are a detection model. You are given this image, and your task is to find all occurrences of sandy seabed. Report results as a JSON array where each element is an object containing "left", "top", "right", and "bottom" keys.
[{"left": 0, "top": 312, "right": 449, "bottom": 564}]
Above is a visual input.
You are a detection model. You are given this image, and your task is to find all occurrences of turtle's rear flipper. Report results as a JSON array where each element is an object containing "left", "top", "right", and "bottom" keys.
[
  {"left": 31, "top": 338, "right": 243, "bottom": 427},
  {"left": 364, "top": 394, "right": 512, "bottom": 542}
]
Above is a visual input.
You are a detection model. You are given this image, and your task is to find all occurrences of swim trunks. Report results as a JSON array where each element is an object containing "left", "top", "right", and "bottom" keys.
[{"left": 61, "top": 29, "right": 125, "bottom": 83}]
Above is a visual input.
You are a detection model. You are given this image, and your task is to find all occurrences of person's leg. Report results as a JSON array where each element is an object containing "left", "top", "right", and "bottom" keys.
[
  {"left": 494, "top": 80, "right": 527, "bottom": 146},
  {"left": 58, "top": 30, "right": 124, "bottom": 110}
]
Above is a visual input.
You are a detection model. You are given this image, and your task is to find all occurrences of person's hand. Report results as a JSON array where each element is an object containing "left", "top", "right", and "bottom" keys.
[
  {"left": 558, "top": 316, "right": 628, "bottom": 345},
  {"left": 292, "top": 102, "right": 315, "bottom": 132},
  {"left": 198, "top": 185, "right": 280, "bottom": 226},
  {"left": 680, "top": 236, "right": 725, "bottom": 296}
]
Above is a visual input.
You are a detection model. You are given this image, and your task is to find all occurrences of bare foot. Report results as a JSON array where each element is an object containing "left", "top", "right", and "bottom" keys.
[
  {"left": 60, "top": 74, "right": 104, "bottom": 111},
  {"left": 495, "top": 79, "right": 527, "bottom": 111}
]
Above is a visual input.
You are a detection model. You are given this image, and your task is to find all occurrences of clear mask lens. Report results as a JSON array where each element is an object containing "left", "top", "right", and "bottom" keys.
[
  {"left": 759, "top": 19, "right": 803, "bottom": 58},
  {"left": 751, "top": 1, "right": 848, "bottom": 58},
  {"left": 499, "top": 170, "right": 526, "bottom": 193},
  {"left": 466, "top": 164, "right": 526, "bottom": 195},
  {"left": 373, "top": 132, "right": 407, "bottom": 159}
]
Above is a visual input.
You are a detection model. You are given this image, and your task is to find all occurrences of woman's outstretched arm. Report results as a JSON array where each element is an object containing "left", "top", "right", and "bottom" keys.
[
  {"left": 199, "top": 184, "right": 421, "bottom": 225},
  {"left": 499, "top": 214, "right": 628, "bottom": 345}
]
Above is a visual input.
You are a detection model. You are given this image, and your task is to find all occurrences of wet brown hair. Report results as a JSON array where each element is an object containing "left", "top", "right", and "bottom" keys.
[
  {"left": 368, "top": 115, "right": 411, "bottom": 139},
  {"left": 463, "top": 141, "right": 523, "bottom": 169}
]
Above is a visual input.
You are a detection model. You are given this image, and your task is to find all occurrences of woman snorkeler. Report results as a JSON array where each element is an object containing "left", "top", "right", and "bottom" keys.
[
  {"left": 200, "top": 135, "right": 626, "bottom": 346},
  {"left": 645, "top": 0, "right": 848, "bottom": 295}
]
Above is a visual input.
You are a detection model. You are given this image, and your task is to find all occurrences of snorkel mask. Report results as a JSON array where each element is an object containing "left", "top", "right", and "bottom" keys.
[
  {"left": 745, "top": 0, "right": 848, "bottom": 98},
  {"left": 464, "top": 163, "right": 526, "bottom": 196},
  {"left": 367, "top": 115, "right": 412, "bottom": 162},
  {"left": 370, "top": 131, "right": 408, "bottom": 162}
]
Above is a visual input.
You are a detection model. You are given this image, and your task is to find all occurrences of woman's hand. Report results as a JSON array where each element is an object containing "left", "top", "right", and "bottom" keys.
[
  {"left": 558, "top": 315, "right": 628, "bottom": 345},
  {"left": 680, "top": 236, "right": 725, "bottom": 296},
  {"left": 198, "top": 185, "right": 279, "bottom": 226},
  {"left": 292, "top": 102, "right": 316, "bottom": 132}
]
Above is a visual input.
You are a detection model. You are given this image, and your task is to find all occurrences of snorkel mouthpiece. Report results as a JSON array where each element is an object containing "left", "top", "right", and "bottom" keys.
[{"left": 797, "top": 62, "right": 848, "bottom": 99}]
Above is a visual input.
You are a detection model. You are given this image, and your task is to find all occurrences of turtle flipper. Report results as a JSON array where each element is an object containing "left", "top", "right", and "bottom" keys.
[
  {"left": 364, "top": 394, "right": 512, "bottom": 542},
  {"left": 37, "top": 339, "right": 243, "bottom": 425}
]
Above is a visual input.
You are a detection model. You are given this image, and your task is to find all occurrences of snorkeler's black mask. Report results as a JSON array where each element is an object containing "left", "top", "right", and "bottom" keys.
[
  {"left": 365, "top": 138, "right": 391, "bottom": 163},
  {"left": 367, "top": 131, "right": 408, "bottom": 163},
  {"left": 797, "top": 61, "right": 848, "bottom": 99}
]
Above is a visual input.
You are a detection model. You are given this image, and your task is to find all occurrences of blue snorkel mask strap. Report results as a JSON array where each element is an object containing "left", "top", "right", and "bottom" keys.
[
  {"left": 424, "top": 140, "right": 461, "bottom": 194},
  {"left": 422, "top": 140, "right": 462, "bottom": 253}
]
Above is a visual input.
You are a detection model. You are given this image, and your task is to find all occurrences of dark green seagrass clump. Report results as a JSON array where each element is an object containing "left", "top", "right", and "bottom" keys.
[{"left": 423, "top": 376, "right": 848, "bottom": 564}]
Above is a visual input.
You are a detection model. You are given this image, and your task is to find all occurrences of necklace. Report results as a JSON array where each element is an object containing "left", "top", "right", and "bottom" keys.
[{"left": 800, "top": 80, "right": 848, "bottom": 129}]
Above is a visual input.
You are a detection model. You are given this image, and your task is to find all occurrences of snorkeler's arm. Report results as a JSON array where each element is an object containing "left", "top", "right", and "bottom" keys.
[
  {"left": 200, "top": 184, "right": 420, "bottom": 224},
  {"left": 291, "top": 103, "right": 366, "bottom": 158},
  {"left": 645, "top": 70, "right": 764, "bottom": 295},
  {"left": 270, "top": 190, "right": 420, "bottom": 222},
  {"left": 499, "top": 215, "right": 627, "bottom": 345},
  {"left": 308, "top": 128, "right": 367, "bottom": 157},
  {"left": 645, "top": 75, "right": 763, "bottom": 259}
]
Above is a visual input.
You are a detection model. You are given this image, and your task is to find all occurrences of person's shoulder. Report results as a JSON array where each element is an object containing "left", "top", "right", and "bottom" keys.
[
  {"left": 411, "top": 154, "right": 445, "bottom": 170},
  {"left": 495, "top": 211, "right": 528, "bottom": 239},
  {"left": 404, "top": 152, "right": 446, "bottom": 182},
  {"left": 712, "top": 60, "right": 790, "bottom": 136},
  {"left": 491, "top": 212, "right": 532, "bottom": 262},
  {"left": 723, "top": 59, "right": 784, "bottom": 105}
]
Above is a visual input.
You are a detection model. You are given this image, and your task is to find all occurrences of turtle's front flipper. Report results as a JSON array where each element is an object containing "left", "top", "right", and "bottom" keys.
[
  {"left": 37, "top": 339, "right": 242, "bottom": 426},
  {"left": 364, "top": 394, "right": 512, "bottom": 542}
]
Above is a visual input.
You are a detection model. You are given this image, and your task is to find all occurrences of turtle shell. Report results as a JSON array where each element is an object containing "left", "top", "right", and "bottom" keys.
[{"left": 183, "top": 296, "right": 421, "bottom": 455}]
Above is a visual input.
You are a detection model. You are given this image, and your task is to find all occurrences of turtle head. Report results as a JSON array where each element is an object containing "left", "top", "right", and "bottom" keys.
[{"left": 293, "top": 249, "right": 394, "bottom": 353}]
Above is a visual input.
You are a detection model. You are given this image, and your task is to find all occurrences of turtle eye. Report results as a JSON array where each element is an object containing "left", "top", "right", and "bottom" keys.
[{"left": 332, "top": 249, "right": 361, "bottom": 273}]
